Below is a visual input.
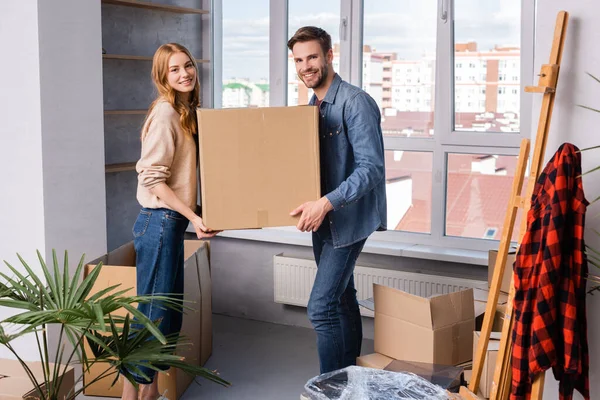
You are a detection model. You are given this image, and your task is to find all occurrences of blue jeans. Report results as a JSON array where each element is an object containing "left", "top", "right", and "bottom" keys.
[
  {"left": 308, "top": 223, "right": 367, "bottom": 374},
  {"left": 127, "top": 207, "right": 189, "bottom": 384}
]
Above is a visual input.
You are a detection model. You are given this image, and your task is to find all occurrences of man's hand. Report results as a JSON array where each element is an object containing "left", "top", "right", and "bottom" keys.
[
  {"left": 290, "top": 197, "right": 334, "bottom": 232},
  {"left": 191, "top": 216, "right": 221, "bottom": 239}
]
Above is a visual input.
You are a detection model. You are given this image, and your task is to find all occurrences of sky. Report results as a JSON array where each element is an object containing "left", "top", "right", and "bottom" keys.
[{"left": 222, "top": 0, "right": 521, "bottom": 82}]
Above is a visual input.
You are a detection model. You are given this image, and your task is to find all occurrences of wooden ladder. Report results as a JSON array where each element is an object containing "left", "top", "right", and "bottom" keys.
[{"left": 459, "top": 10, "right": 569, "bottom": 400}]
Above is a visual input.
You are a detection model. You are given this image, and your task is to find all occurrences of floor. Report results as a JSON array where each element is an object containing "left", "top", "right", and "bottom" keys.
[{"left": 80, "top": 314, "right": 375, "bottom": 400}]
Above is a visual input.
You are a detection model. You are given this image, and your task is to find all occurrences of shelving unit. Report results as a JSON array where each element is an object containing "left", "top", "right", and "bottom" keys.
[
  {"left": 105, "top": 162, "right": 137, "bottom": 173},
  {"left": 101, "top": 0, "right": 208, "bottom": 14},
  {"left": 98, "top": 0, "right": 210, "bottom": 251},
  {"left": 102, "top": 0, "right": 209, "bottom": 174}
]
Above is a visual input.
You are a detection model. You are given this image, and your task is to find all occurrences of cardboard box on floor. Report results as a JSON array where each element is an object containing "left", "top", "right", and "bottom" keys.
[
  {"left": 82, "top": 240, "right": 212, "bottom": 398},
  {"left": 0, "top": 359, "right": 74, "bottom": 400},
  {"left": 373, "top": 284, "right": 475, "bottom": 366},
  {"left": 488, "top": 250, "right": 516, "bottom": 294},
  {"left": 473, "top": 331, "right": 502, "bottom": 398},
  {"left": 197, "top": 106, "right": 321, "bottom": 231}
]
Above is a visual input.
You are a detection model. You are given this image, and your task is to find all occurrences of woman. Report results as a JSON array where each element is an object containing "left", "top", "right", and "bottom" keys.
[{"left": 122, "top": 43, "right": 217, "bottom": 400}]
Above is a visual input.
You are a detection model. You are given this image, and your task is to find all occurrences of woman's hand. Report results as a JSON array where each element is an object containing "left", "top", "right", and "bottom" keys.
[{"left": 191, "top": 215, "right": 220, "bottom": 239}]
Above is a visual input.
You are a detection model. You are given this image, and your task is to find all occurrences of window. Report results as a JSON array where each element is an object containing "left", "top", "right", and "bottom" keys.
[
  {"left": 214, "top": 0, "right": 533, "bottom": 252},
  {"left": 287, "top": 1, "right": 341, "bottom": 106},
  {"left": 221, "top": 0, "right": 269, "bottom": 108},
  {"left": 385, "top": 151, "right": 433, "bottom": 233},
  {"left": 446, "top": 153, "right": 523, "bottom": 242}
]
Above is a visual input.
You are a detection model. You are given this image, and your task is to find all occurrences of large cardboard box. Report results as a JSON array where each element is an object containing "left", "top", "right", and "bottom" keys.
[
  {"left": 197, "top": 106, "right": 321, "bottom": 230},
  {"left": 82, "top": 240, "right": 212, "bottom": 398},
  {"left": 0, "top": 359, "right": 74, "bottom": 399},
  {"left": 473, "top": 331, "right": 502, "bottom": 398},
  {"left": 488, "top": 250, "right": 516, "bottom": 294},
  {"left": 373, "top": 284, "right": 475, "bottom": 366}
]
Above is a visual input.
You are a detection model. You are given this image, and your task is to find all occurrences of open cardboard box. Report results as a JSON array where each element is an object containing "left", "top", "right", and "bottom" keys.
[
  {"left": 372, "top": 284, "right": 475, "bottom": 366},
  {"left": 82, "top": 240, "right": 212, "bottom": 398}
]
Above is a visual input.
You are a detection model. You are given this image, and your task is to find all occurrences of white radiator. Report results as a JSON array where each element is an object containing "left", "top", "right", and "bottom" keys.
[{"left": 273, "top": 253, "right": 488, "bottom": 317}]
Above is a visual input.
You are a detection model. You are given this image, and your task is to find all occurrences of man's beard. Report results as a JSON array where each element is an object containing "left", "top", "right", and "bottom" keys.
[{"left": 300, "top": 64, "right": 329, "bottom": 89}]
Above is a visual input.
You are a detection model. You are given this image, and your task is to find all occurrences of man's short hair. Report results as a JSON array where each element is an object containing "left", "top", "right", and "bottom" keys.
[{"left": 287, "top": 26, "right": 332, "bottom": 56}]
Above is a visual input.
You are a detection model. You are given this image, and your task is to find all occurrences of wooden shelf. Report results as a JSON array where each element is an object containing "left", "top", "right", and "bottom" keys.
[
  {"left": 106, "top": 162, "right": 137, "bottom": 173},
  {"left": 103, "top": 54, "right": 209, "bottom": 63},
  {"left": 104, "top": 109, "right": 147, "bottom": 115},
  {"left": 101, "top": 0, "right": 208, "bottom": 14}
]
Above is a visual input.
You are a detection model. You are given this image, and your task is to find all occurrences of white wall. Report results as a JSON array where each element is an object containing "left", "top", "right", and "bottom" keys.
[
  {"left": 0, "top": 1, "right": 46, "bottom": 271},
  {"left": 38, "top": 0, "right": 107, "bottom": 263},
  {"left": 0, "top": 0, "right": 106, "bottom": 361},
  {"left": 532, "top": 3, "right": 600, "bottom": 399}
]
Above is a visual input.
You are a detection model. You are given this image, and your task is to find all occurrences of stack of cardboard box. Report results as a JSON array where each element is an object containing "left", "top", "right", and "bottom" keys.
[
  {"left": 357, "top": 284, "right": 475, "bottom": 392},
  {"left": 356, "top": 249, "right": 514, "bottom": 397}
]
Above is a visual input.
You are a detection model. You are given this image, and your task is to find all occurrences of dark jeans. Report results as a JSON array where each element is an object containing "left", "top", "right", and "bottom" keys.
[
  {"left": 308, "top": 223, "right": 367, "bottom": 374},
  {"left": 126, "top": 207, "right": 188, "bottom": 384}
]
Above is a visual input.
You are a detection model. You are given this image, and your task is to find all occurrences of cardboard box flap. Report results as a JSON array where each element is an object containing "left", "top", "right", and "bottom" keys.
[
  {"left": 89, "top": 241, "right": 135, "bottom": 269},
  {"left": 107, "top": 242, "right": 136, "bottom": 266},
  {"left": 374, "top": 284, "right": 433, "bottom": 328},
  {"left": 429, "top": 288, "right": 474, "bottom": 329},
  {"left": 356, "top": 353, "right": 394, "bottom": 369}
]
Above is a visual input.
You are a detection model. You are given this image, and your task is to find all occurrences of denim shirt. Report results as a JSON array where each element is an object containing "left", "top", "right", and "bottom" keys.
[{"left": 310, "top": 73, "right": 387, "bottom": 248}]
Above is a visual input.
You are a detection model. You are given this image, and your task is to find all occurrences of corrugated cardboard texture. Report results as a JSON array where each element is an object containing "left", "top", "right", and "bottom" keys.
[
  {"left": 488, "top": 250, "right": 516, "bottom": 294},
  {"left": 473, "top": 331, "right": 501, "bottom": 397},
  {"left": 373, "top": 284, "right": 474, "bottom": 366},
  {"left": 197, "top": 106, "right": 321, "bottom": 230},
  {"left": 0, "top": 360, "right": 74, "bottom": 400},
  {"left": 83, "top": 240, "right": 211, "bottom": 398}
]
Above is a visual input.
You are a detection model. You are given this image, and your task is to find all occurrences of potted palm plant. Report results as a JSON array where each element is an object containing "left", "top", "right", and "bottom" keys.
[{"left": 0, "top": 250, "right": 229, "bottom": 400}]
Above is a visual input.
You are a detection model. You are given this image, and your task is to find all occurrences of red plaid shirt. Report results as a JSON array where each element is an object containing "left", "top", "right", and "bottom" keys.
[{"left": 511, "top": 143, "right": 590, "bottom": 400}]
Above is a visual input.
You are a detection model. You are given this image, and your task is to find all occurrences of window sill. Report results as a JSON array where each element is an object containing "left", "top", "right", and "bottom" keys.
[{"left": 211, "top": 227, "right": 488, "bottom": 266}]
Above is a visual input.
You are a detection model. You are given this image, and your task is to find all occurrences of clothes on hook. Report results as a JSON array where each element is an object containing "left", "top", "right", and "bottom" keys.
[{"left": 511, "top": 143, "right": 590, "bottom": 400}]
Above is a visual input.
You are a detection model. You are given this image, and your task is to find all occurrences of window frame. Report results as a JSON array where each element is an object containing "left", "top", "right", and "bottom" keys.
[{"left": 212, "top": 0, "right": 536, "bottom": 253}]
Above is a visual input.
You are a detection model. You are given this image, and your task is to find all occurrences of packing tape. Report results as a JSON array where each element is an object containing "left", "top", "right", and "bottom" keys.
[{"left": 257, "top": 209, "right": 268, "bottom": 227}]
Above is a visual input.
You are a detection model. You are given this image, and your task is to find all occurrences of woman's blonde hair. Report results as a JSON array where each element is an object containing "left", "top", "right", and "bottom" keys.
[{"left": 142, "top": 43, "right": 200, "bottom": 139}]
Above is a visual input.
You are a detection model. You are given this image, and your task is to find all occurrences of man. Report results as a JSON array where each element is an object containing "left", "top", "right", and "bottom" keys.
[{"left": 288, "top": 26, "right": 387, "bottom": 375}]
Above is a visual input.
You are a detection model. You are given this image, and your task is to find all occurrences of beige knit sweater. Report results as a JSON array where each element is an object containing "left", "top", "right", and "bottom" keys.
[{"left": 136, "top": 100, "right": 197, "bottom": 211}]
